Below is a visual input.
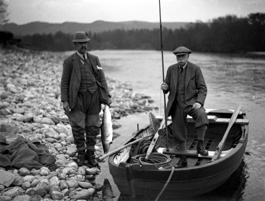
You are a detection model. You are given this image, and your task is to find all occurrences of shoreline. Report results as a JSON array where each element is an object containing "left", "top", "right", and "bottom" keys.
[{"left": 0, "top": 49, "right": 158, "bottom": 200}]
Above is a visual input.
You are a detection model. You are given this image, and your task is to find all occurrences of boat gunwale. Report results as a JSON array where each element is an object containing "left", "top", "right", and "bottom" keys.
[{"left": 110, "top": 113, "right": 249, "bottom": 170}]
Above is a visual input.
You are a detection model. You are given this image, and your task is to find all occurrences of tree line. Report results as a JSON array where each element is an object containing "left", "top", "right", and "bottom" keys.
[{"left": 1, "top": 13, "right": 265, "bottom": 53}]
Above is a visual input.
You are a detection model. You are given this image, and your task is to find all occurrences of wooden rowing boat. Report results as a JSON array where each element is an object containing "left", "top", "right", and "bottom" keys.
[{"left": 108, "top": 108, "right": 249, "bottom": 199}]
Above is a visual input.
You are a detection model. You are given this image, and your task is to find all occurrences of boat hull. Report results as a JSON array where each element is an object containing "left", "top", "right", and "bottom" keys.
[{"left": 108, "top": 109, "right": 249, "bottom": 199}]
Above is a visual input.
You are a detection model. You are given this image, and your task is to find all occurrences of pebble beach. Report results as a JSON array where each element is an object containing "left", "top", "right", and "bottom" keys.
[{"left": 0, "top": 48, "right": 157, "bottom": 201}]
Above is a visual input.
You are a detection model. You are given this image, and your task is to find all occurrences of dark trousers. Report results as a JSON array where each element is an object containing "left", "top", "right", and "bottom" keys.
[
  {"left": 171, "top": 103, "right": 208, "bottom": 151},
  {"left": 68, "top": 90, "right": 101, "bottom": 152}
]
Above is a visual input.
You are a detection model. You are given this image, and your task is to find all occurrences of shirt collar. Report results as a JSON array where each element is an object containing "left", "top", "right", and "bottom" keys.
[
  {"left": 179, "top": 62, "right": 188, "bottom": 69},
  {"left": 182, "top": 62, "right": 188, "bottom": 69},
  {"left": 76, "top": 51, "right": 87, "bottom": 60}
]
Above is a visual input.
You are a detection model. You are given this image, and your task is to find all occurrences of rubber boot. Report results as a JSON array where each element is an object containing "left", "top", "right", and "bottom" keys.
[
  {"left": 76, "top": 151, "right": 85, "bottom": 166},
  {"left": 197, "top": 140, "right": 208, "bottom": 156},
  {"left": 86, "top": 150, "right": 98, "bottom": 167},
  {"left": 175, "top": 156, "right": 187, "bottom": 168}
]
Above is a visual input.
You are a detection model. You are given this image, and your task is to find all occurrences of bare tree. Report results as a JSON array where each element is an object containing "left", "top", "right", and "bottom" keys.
[{"left": 0, "top": 0, "right": 9, "bottom": 24}]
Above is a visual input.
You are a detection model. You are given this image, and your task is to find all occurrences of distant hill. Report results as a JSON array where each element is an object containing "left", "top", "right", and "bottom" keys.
[{"left": 0, "top": 20, "right": 189, "bottom": 36}]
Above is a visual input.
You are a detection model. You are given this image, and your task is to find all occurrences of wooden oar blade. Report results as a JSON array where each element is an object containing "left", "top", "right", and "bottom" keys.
[
  {"left": 145, "top": 119, "right": 165, "bottom": 159},
  {"left": 149, "top": 112, "right": 162, "bottom": 135},
  {"left": 211, "top": 105, "right": 242, "bottom": 162}
]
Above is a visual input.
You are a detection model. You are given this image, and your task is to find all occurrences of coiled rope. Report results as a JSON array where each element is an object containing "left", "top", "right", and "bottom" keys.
[{"left": 131, "top": 152, "right": 171, "bottom": 167}]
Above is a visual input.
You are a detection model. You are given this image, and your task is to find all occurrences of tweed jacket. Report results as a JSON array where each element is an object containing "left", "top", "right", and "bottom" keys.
[
  {"left": 61, "top": 52, "right": 111, "bottom": 109},
  {"left": 164, "top": 61, "right": 207, "bottom": 117}
]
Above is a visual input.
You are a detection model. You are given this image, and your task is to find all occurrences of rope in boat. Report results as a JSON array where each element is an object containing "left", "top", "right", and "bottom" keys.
[
  {"left": 155, "top": 165, "right": 175, "bottom": 201},
  {"left": 131, "top": 152, "right": 171, "bottom": 167},
  {"left": 131, "top": 153, "right": 175, "bottom": 201}
]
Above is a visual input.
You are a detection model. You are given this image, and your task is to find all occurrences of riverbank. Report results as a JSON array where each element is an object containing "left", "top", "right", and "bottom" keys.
[{"left": 0, "top": 48, "right": 158, "bottom": 200}]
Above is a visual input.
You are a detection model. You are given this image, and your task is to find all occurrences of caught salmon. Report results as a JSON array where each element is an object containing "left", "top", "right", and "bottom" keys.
[
  {"left": 102, "top": 178, "right": 114, "bottom": 201},
  {"left": 101, "top": 105, "right": 113, "bottom": 154}
]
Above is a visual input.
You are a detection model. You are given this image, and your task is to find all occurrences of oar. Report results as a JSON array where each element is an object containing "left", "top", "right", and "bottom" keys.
[
  {"left": 145, "top": 118, "right": 165, "bottom": 159},
  {"left": 99, "top": 134, "right": 152, "bottom": 161},
  {"left": 211, "top": 105, "right": 242, "bottom": 162}
]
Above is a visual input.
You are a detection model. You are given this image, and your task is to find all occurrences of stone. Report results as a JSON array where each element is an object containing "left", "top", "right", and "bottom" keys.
[
  {"left": 77, "top": 166, "right": 86, "bottom": 175},
  {"left": 23, "top": 113, "right": 34, "bottom": 122},
  {"left": 94, "top": 182, "right": 104, "bottom": 191},
  {"left": 49, "top": 176, "right": 60, "bottom": 187},
  {"left": 66, "top": 144, "right": 77, "bottom": 157},
  {"left": 78, "top": 181, "right": 93, "bottom": 189},
  {"left": 30, "top": 169, "right": 41, "bottom": 175},
  {"left": 32, "top": 181, "right": 50, "bottom": 197},
  {"left": 59, "top": 180, "right": 68, "bottom": 191},
  {"left": 2, "top": 186, "right": 24, "bottom": 198},
  {"left": 30, "top": 179, "right": 40, "bottom": 188},
  {"left": 86, "top": 167, "right": 101, "bottom": 175},
  {"left": 12, "top": 195, "right": 31, "bottom": 201},
  {"left": 49, "top": 185, "right": 64, "bottom": 200},
  {"left": 0, "top": 170, "right": 14, "bottom": 187},
  {"left": 0, "top": 184, "right": 5, "bottom": 191},
  {"left": 69, "top": 188, "right": 96, "bottom": 200},
  {"left": 22, "top": 175, "right": 35, "bottom": 183},
  {"left": 21, "top": 181, "right": 31, "bottom": 190},
  {"left": 12, "top": 174, "right": 23, "bottom": 186},
  {"left": 0, "top": 195, "right": 12, "bottom": 201},
  {"left": 62, "top": 188, "right": 70, "bottom": 197},
  {"left": 66, "top": 135, "right": 74, "bottom": 144},
  {"left": 41, "top": 117, "right": 55, "bottom": 125},
  {"left": 39, "top": 167, "right": 50, "bottom": 176},
  {"left": 30, "top": 195, "right": 42, "bottom": 201},
  {"left": 66, "top": 179, "right": 79, "bottom": 188},
  {"left": 12, "top": 108, "right": 25, "bottom": 114},
  {"left": 65, "top": 161, "right": 78, "bottom": 170},
  {"left": 18, "top": 167, "right": 30, "bottom": 176}
]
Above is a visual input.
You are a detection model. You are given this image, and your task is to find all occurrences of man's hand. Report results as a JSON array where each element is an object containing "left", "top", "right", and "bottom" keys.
[
  {"left": 107, "top": 98, "right": 112, "bottom": 106},
  {"left": 62, "top": 101, "right": 71, "bottom": 113},
  {"left": 161, "top": 82, "right": 168, "bottom": 91},
  {"left": 192, "top": 102, "right": 201, "bottom": 110}
]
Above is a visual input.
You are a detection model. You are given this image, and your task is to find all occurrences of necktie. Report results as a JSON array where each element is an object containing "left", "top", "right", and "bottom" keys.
[{"left": 179, "top": 66, "right": 184, "bottom": 73}]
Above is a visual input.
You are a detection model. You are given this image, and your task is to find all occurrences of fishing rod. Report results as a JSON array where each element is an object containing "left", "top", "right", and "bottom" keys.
[{"left": 158, "top": 0, "right": 169, "bottom": 150}]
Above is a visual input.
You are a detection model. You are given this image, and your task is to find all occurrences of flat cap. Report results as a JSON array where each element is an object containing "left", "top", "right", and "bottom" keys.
[{"left": 173, "top": 46, "right": 192, "bottom": 55}]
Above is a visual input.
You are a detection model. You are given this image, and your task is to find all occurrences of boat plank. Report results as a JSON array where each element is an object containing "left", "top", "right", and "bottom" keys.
[{"left": 187, "top": 157, "right": 199, "bottom": 167}]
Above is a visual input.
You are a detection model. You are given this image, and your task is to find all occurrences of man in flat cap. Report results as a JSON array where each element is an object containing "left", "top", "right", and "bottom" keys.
[
  {"left": 61, "top": 31, "right": 111, "bottom": 167},
  {"left": 161, "top": 46, "right": 208, "bottom": 168}
]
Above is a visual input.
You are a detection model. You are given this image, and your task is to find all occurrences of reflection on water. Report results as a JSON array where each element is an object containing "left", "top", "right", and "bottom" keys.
[{"left": 117, "top": 160, "right": 248, "bottom": 201}]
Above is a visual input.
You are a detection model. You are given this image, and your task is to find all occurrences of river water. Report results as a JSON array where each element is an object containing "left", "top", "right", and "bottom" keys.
[{"left": 90, "top": 50, "right": 265, "bottom": 201}]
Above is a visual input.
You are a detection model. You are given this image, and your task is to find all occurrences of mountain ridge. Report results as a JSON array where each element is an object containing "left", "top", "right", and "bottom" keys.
[{"left": 0, "top": 20, "right": 189, "bottom": 36}]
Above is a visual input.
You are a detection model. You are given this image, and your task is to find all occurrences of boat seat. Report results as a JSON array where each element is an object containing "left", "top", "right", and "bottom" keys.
[
  {"left": 187, "top": 115, "right": 249, "bottom": 125},
  {"left": 167, "top": 115, "right": 249, "bottom": 125}
]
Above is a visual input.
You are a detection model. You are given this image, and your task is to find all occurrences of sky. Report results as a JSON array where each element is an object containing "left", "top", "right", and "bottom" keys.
[{"left": 5, "top": 0, "right": 265, "bottom": 25}]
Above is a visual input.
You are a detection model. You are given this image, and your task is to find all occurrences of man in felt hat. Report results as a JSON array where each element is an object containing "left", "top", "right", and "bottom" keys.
[
  {"left": 161, "top": 46, "right": 209, "bottom": 168},
  {"left": 61, "top": 31, "right": 111, "bottom": 167}
]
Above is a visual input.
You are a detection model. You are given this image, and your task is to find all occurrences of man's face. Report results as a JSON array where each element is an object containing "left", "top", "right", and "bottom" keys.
[
  {"left": 75, "top": 42, "right": 89, "bottom": 55},
  {"left": 176, "top": 54, "right": 189, "bottom": 67}
]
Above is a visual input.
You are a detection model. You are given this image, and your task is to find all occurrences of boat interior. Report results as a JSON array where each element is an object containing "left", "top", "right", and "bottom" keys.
[{"left": 114, "top": 110, "right": 249, "bottom": 168}]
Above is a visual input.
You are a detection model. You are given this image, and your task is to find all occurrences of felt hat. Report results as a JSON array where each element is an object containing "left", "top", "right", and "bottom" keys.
[
  {"left": 72, "top": 31, "right": 90, "bottom": 43},
  {"left": 173, "top": 46, "right": 192, "bottom": 55}
]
